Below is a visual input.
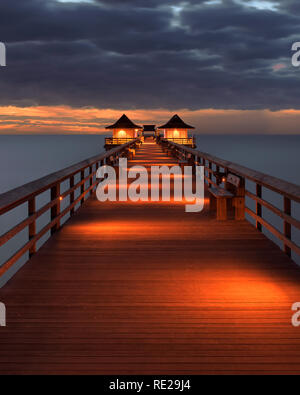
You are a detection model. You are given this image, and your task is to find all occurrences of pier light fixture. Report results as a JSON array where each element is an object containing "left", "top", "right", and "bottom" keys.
[
  {"left": 213, "top": 171, "right": 227, "bottom": 184},
  {"left": 118, "top": 130, "right": 126, "bottom": 137}
]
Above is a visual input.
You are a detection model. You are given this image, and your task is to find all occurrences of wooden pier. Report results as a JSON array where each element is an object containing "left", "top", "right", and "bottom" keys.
[{"left": 0, "top": 138, "right": 300, "bottom": 374}]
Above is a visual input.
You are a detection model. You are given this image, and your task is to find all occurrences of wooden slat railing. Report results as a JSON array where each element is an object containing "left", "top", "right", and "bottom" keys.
[
  {"left": 0, "top": 139, "right": 139, "bottom": 279},
  {"left": 105, "top": 137, "right": 137, "bottom": 145},
  {"left": 160, "top": 140, "right": 300, "bottom": 260},
  {"left": 160, "top": 137, "right": 196, "bottom": 147}
]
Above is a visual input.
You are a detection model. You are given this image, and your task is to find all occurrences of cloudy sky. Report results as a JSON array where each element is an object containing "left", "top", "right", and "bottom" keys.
[{"left": 0, "top": 0, "right": 300, "bottom": 133}]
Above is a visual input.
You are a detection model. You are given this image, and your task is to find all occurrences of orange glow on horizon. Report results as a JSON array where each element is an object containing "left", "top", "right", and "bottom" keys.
[{"left": 1, "top": 105, "right": 300, "bottom": 134}]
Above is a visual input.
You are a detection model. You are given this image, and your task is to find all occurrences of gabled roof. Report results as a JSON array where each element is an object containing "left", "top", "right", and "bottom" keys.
[
  {"left": 143, "top": 125, "right": 156, "bottom": 132},
  {"left": 105, "top": 114, "right": 142, "bottom": 130},
  {"left": 157, "top": 114, "right": 195, "bottom": 129}
]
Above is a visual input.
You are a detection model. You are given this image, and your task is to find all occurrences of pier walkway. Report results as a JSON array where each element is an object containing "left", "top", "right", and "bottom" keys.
[{"left": 0, "top": 139, "right": 300, "bottom": 374}]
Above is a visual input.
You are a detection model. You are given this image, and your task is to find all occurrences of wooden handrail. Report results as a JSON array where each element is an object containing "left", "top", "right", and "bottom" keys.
[
  {"left": 161, "top": 139, "right": 300, "bottom": 259},
  {"left": 0, "top": 140, "right": 138, "bottom": 215},
  {"left": 105, "top": 137, "right": 137, "bottom": 144},
  {"left": 245, "top": 190, "right": 300, "bottom": 231},
  {"left": 245, "top": 207, "right": 300, "bottom": 256},
  {"left": 163, "top": 140, "right": 300, "bottom": 203},
  {"left": 0, "top": 170, "right": 95, "bottom": 248},
  {"left": 0, "top": 139, "right": 139, "bottom": 280}
]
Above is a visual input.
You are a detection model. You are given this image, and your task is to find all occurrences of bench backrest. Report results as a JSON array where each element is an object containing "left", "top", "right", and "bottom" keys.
[{"left": 227, "top": 173, "right": 241, "bottom": 187}]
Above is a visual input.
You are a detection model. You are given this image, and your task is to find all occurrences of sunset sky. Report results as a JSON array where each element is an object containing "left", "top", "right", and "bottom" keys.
[{"left": 0, "top": 0, "right": 300, "bottom": 134}]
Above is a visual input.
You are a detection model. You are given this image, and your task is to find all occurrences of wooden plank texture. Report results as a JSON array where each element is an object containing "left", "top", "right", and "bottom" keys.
[{"left": 1, "top": 139, "right": 300, "bottom": 375}]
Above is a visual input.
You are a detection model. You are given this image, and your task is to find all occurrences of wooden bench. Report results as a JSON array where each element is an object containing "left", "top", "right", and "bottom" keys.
[{"left": 209, "top": 173, "right": 245, "bottom": 220}]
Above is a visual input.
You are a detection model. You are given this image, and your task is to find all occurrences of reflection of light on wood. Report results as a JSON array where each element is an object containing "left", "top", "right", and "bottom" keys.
[
  {"left": 188, "top": 269, "right": 288, "bottom": 305},
  {"left": 70, "top": 218, "right": 208, "bottom": 238}
]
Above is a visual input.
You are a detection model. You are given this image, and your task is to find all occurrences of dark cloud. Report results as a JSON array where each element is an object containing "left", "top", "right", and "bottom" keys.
[
  {"left": 0, "top": 0, "right": 299, "bottom": 110},
  {"left": 277, "top": 0, "right": 300, "bottom": 13}
]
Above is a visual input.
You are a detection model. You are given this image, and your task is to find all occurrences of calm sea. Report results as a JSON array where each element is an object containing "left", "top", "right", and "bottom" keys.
[
  {"left": 0, "top": 134, "right": 299, "bottom": 193},
  {"left": 0, "top": 134, "right": 299, "bottom": 286}
]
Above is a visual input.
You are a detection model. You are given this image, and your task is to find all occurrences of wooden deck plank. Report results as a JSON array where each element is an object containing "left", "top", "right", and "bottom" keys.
[{"left": 0, "top": 139, "right": 300, "bottom": 374}]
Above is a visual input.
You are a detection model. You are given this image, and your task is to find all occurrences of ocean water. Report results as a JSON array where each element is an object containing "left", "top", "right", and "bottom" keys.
[
  {"left": 195, "top": 134, "right": 300, "bottom": 186},
  {"left": 0, "top": 134, "right": 299, "bottom": 286},
  {"left": 0, "top": 135, "right": 107, "bottom": 194}
]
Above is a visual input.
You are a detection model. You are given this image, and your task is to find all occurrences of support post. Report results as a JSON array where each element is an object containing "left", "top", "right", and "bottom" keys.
[
  {"left": 51, "top": 183, "right": 60, "bottom": 235},
  {"left": 70, "top": 175, "right": 75, "bottom": 216},
  {"left": 28, "top": 197, "right": 36, "bottom": 257},
  {"left": 95, "top": 162, "right": 99, "bottom": 191},
  {"left": 284, "top": 197, "right": 292, "bottom": 257},
  {"left": 81, "top": 170, "right": 85, "bottom": 205},
  {"left": 192, "top": 155, "right": 197, "bottom": 176},
  {"left": 89, "top": 165, "right": 93, "bottom": 197},
  {"left": 217, "top": 198, "right": 227, "bottom": 221},
  {"left": 209, "top": 194, "right": 217, "bottom": 212},
  {"left": 234, "top": 178, "right": 245, "bottom": 220},
  {"left": 216, "top": 165, "right": 220, "bottom": 186},
  {"left": 256, "top": 184, "right": 262, "bottom": 231}
]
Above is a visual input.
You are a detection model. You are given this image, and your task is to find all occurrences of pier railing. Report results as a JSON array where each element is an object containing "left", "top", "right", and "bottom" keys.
[
  {"left": 159, "top": 137, "right": 196, "bottom": 147},
  {"left": 105, "top": 137, "right": 137, "bottom": 145},
  {"left": 161, "top": 140, "right": 300, "bottom": 260},
  {"left": 0, "top": 139, "right": 139, "bottom": 279}
]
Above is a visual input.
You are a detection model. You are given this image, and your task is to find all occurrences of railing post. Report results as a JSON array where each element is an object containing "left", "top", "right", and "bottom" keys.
[
  {"left": 284, "top": 197, "right": 292, "bottom": 257},
  {"left": 201, "top": 158, "right": 205, "bottom": 182},
  {"left": 192, "top": 154, "right": 197, "bottom": 176},
  {"left": 95, "top": 162, "right": 99, "bottom": 191},
  {"left": 51, "top": 183, "right": 60, "bottom": 235},
  {"left": 209, "top": 162, "right": 212, "bottom": 183},
  {"left": 81, "top": 169, "right": 85, "bottom": 205},
  {"left": 235, "top": 177, "right": 245, "bottom": 220},
  {"left": 89, "top": 165, "right": 93, "bottom": 196},
  {"left": 28, "top": 197, "right": 36, "bottom": 257},
  {"left": 70, "top": 175, "right": 75, "bottom": 216},
  {"left": 256, "top": 184, "right": 262, "bottom": 231},
  {"left": 216, "top": 165, "right": 220, "bottom": 186}
]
